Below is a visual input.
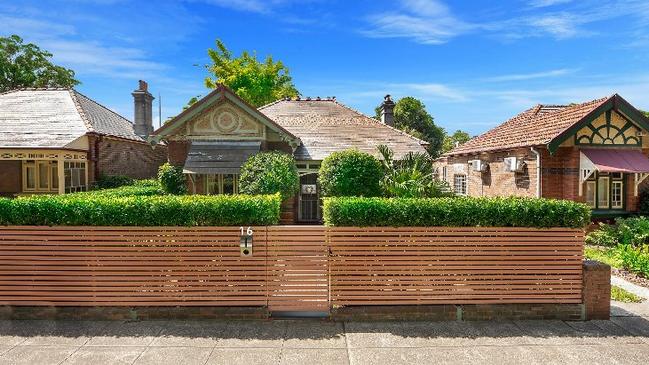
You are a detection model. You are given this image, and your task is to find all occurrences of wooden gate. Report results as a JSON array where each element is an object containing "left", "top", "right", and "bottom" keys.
[{"left": 266, "top": 226, "right": 329, "bottom": 312}]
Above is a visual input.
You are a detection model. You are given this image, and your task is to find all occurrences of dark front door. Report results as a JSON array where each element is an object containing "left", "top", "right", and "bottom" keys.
[{"left": 298, "top": 173, "right": 322, "bottom": 223}]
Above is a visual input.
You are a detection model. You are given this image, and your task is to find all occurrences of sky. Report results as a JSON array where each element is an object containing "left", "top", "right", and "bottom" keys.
[{"left": 2, "top": 0, "right": 649, "bottom": 136}]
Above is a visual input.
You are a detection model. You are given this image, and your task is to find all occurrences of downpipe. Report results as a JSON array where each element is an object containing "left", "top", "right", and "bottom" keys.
[{"left": 530, "top": 147, "right": 541, "bottom": 198}]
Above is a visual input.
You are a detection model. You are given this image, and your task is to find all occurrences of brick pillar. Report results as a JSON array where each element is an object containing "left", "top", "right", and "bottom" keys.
[
  {"left": 280, "top": 197, "right": 296, "bottom": 224},
  {"left": 582, "top": 260, "right": 611, "bottom": 320}
]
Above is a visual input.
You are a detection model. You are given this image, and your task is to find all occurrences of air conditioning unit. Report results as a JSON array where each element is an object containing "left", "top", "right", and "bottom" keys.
[
  {"left": 503, "top": 157, "right": 525, "bottom": 173},
  {"left": 469, "top": 159, "right": 488, "bottom": 172}
]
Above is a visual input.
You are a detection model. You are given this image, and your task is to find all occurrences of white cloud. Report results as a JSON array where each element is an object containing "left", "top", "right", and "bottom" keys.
[
  {"left": 363, "top": 0, "right": 472, "bottom": 44},
  {"left": 528, "top": 0, "right": 572, "bottom": 8},
  {"left": 483, "top": 68, "right": 578, "bottom": 82}
]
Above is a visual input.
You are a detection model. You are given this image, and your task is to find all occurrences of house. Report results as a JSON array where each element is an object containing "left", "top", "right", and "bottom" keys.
[
  {"left": 0, "top": 81, "right": 167, "bottom": 196},
  {"left": 435, "top": 94, "right": 649, "bottom": 216},
  {"left": 149, "top": 84, "right": 428, "bottom": 223}
]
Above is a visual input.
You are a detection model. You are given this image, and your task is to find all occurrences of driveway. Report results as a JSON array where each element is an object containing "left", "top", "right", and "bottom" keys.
[{"left": 0, "top": 302, "right": 648, "bottom": 365}]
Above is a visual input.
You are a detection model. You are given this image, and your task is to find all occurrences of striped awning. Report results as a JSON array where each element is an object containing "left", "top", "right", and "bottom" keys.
[
  {"left": 182, "top": 141, "right": 260, "bottom": 174},
  {"left": 581, "top": 149, "right": 649, "bottom": 173}
]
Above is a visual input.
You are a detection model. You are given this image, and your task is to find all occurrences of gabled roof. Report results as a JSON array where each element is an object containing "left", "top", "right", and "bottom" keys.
[
  {"left": 0, "top": 88, "right": 144, "bottom": 148},
  {"left": 259, "top": 98, "right": 429, "bottom": 160},
  {"left": 445, "top": 94, "right": 649, "bottom": 156},
  {"left": 150, "top": 84, "right": 300, "bottom": 146}
]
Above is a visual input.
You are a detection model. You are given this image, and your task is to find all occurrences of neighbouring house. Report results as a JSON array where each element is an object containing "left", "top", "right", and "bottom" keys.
[
  {"left": 149, "top": 85, "right": 428, "bottom": 223},
  {"left": 435, "top": 94, "right": 649, "bottom": 217},
  {"left": 0, "top": 81, "right": 167, "bottom": 196}
]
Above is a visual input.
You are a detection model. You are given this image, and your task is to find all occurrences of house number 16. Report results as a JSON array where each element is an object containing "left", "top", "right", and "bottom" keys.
[{"left": 240, "top": 226, "right": 253, "bottom": 236}]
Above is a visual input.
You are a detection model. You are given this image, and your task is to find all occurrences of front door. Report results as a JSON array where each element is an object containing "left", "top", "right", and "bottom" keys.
[{"left": 298, "top": 173, "right": 322, "bottom": 223}]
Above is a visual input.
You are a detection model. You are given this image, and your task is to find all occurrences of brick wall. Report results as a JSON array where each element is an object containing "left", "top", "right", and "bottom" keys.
[
  {"left": 439, "top": 147, "right": 538, "bottom": 198},
  {"left": 168, "top": 140, "right": 190, "bottom": 167},
  {"left": 92, "top": 136, "right": 167, "bottom": 180},
  {"left": 582, "top": 260, "right": 611, "bottom": 320}
]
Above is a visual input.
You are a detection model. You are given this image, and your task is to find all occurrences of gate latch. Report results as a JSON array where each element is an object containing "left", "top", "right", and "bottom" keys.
[{"left": 240, "top": 226, "right": 253, "bottom": 257}]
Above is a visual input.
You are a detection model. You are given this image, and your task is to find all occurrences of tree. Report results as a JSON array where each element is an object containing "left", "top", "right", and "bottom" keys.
[
  {"left": 0, "top": 35, "right": 79, "bottom": 92},
  {"left": 443, "top": 130, "right": 472, "bottom": 153},
  {"left": 641, "top": 110, "right": 649, "bottom": 118},
  {"left": 377, "top": 145, "right": 452, "bottom": 198},
  {"left": 204, "top": 39, "right": 299, "bottom": 107},
  {"left": 375, "top": 97, "right": 446, "bottom": 158}
]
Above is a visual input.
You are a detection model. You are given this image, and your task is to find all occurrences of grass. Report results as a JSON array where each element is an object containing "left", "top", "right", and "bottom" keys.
[
  {"left": 611, "top": 285, "right": 644, "bottom": 303},
  {"left": 584, "top": 246, "right": 623, "bottom": 268}
]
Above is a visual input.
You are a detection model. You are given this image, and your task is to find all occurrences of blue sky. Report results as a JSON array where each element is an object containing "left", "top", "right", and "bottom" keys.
[{"left": 2, "top": 0, "right": 649, "bottom": 136}]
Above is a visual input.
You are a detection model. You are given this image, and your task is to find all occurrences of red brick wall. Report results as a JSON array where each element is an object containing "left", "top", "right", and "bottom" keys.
[
  {"left": 168, "top": 140, "right": 190, "bottom": 167},
  {"left": 439, "top": 148, "right": 538, "bottom": 198},
  {"left": 0, "top": 161, "right": 21, "bottom": 196},
  {"left": 582, "top": 261, "right": 611, "bottom": 320},
  {"left": 92, "top": 136, "right": 167, "bottom": 180}
]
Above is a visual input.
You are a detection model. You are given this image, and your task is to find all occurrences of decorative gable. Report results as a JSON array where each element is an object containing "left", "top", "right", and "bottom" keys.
[
  {"left": 575, "top": 110, "right": 641, "bottom": 147},
  {"left": 180, "top": 103, "right": 265, "bottom": 139}
]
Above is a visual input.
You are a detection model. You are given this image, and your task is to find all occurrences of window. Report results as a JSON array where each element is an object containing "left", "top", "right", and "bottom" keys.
[
  {"left": 442, "top": 166, "right": 447, "bottom": 182},
  {"left": 585, "top": 172, "right": 624, "bottom": 210},
  {"left": 64, "top": 162, "right": 87, "bottom": 193},
  {"left": 612, "top": 181, "right": 623, "bottom": 209},
  {"left": 204, "top": 174, "right": 239, "bottom": 195},
  {"left": 22, "top": 160, "right": 59, "bottom": 193},
  {"left": 454, "top": 174, "right": 467, "bottom": 195},
  {"left": 598, "top": 176, "right": 609, "bottom": 209},
  {"left": 585, "top": 181, "right": 596, "bottom": 208}
]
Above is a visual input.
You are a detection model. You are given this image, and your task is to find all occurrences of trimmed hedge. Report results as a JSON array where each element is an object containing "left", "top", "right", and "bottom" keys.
[
  {"left": 0, "top": 193, "right": 281, "bottom": 226},
  {"left": 319, "top": 149, "right": 383, "bottom": 197},
  {"left": 239, "top": 152, "right": 299, "bottom": 200},
  {"left": 95, "top": 174, "right": 135, "bottom": 189},
  {"left": 72, "top": 180, "right": 163, "bottom": 198},
  {"left": 158, "top": 163, "right": 187, "bottom": 195},
  {"left": 323, "top": 196, "right": 591, "bottom": 228}
]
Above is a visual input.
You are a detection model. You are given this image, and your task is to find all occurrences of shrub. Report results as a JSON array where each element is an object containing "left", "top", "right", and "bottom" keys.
[
  {"left": 639, "top": 189, "right": 649, "bottom": 216},
  {"left": 0, "top": 193, "right": 281, "bottom": 226},
  {"left": 618, "top": 244, "right": 649, "bottom": 278},
  {"left": 158, "top": 163, "right": 187, "bottom": 195},
  {"left": 319, "top": 149, "right": 383, "bottom": 197},
  {"left": 586, "top": 217, "right": 649, "bottom": 247},
  {"left": 239, "top": 152, "right": 299, "bottom": 200},
  {"left": 323, "top": 196, "right": 591, "bottom": 228},
  {"left": 95, "top": 174, "right": 135, "bottom": 189},
  {"left": 67, "top": 179, "right": 163, "bottom": 198}
]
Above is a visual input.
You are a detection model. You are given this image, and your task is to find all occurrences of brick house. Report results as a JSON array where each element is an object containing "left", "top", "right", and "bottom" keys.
[
  {"left": 0, "top": 81, "right": 167, "bottom": 196},
  {"left": 435, "top": 94, "right": 649, "bottom": 216},
  {"left": 150, "top": 85, "right": 428, "bottom": 223}
]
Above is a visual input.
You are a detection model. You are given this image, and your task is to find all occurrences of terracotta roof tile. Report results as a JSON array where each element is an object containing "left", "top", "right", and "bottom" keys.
[{"left": 446, "top": 96, "right": 611, "bottom": 155}]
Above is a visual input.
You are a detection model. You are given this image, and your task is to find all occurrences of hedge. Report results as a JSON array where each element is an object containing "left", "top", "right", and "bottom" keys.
[
  {"left": 69, "top": 180, "right": 163, "bottom": 198},
  {"left": 0, "top": 193, "right": 281, "bottom": 226},
  {"left": 239, "top": 151, "right": 299, "bottom": 200},
  {"left": 323, "top": 196, "right": 591, "bottom": 228},
  {"left": 318, "top": 149, "right": 383, "bottom": 197}
]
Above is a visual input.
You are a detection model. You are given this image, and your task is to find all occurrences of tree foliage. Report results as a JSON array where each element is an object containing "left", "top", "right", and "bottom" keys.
[
  {"left": 318, "top": 149, "right": 383, "bottom": 197},
  {"left": 0, "top": 35, "right": 79, "bottom": 92},
  {"left": 239, "top": 152, "right": 300, "bottom": 200},
  {"left": 443, "top": 130, "right": 472, "bottom": 153},
  {"left": 377, "top": 145, "right": 452, "bottom": 198},
  {"left": 204, "top": 39, "right": 299, "bottom": 107},
  {"left": 376, "top": 96, "right": 446, "bottom": 158}
]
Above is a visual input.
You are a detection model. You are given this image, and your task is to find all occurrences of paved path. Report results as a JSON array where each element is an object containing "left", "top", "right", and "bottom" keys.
[{"left": 1, "top": 303, "right": 649, "bottom": 365}]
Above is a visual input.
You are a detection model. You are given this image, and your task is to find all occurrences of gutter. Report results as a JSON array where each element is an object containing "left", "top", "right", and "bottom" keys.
[{"left": 530, "top": 147, "right": 542, "bottom": 198}]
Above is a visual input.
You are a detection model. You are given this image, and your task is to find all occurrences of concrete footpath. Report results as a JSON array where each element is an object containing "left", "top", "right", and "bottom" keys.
[{"left": 1, "top": 301, "right": 649, "bottom": 365}]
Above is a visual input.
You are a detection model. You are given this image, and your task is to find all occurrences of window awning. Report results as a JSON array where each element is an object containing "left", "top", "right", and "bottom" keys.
[
  {"left": 183, "top": 141, "right": 260, "bottom": 175},
  {"left": 579, "top": 148, "right": 649, "bottom": 197},
  {"left": 581, "top": 149, "right": 649, "bottom": 173}
]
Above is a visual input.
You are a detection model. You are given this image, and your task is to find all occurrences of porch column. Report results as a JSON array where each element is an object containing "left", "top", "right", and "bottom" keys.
[{"left": 58, "top": 157, "right": 65, "bottom": 195}]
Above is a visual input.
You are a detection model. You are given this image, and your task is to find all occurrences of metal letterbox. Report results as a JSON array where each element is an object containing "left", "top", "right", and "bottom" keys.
[{"left": 240, "top": 234, "right": 253, "bottom": 257}]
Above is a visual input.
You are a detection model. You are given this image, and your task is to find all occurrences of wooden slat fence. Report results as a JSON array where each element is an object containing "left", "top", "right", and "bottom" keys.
[
  {"left": 328, "top": 227, "right": 584, "bottom": 305},
  {"left": 0, "top": 226, "right": 584, "bottom": 309},
  {"left": 266, "top": 226, "right": 328, "bottom": 312},
  {"left": 0, "top": 226, "right": 267, "bottom": 306}
]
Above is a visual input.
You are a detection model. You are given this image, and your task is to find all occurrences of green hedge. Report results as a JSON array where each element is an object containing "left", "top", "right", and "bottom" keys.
[
  {"left": 323, "top": 196, "right": 591, "bottom": 228},
  {"left": 318, "top": 149, "right": 383, "bottom": 197},
  {"left": 71, "top": 180, "right": 163, "bottom": 198},
  {"left": 239, "top": 152, "right": 299, "bottom": 200},
  {"left": 0, "top": 193, "right": 281, "bottom": 226}
]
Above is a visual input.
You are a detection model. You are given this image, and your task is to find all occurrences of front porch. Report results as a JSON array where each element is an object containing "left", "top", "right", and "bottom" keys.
[{"left": 0, "top": 149, "right": 89, "bottom": 196}]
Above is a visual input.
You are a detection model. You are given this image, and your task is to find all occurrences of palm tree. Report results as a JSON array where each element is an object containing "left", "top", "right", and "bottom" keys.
[{"left": 377, "top": 145, "right": 451, "bottom": 198}]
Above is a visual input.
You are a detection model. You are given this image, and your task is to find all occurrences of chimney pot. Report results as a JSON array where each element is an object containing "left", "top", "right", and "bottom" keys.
[{"left": 380, "top": 94, "right": 395, "bottom": 126}]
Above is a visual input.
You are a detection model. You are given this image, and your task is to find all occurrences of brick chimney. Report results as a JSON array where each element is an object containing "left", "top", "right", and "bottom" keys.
[
  {"left": 380, "top": 94, "right": 395, "bottom": 127},
  {"left": 132, "top": 80, "right": 154, "bottom": 138}
]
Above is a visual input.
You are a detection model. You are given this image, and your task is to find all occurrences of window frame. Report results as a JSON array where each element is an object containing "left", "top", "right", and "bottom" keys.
[
  {"left": 204, "top": 174, "right": 239, "bottom": 195},
  {"left": 22, "top": 160, "right": 60, "bottom": 193},
  {"left": 453, "top": 174, "right": 467, "bottom": 196}
]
